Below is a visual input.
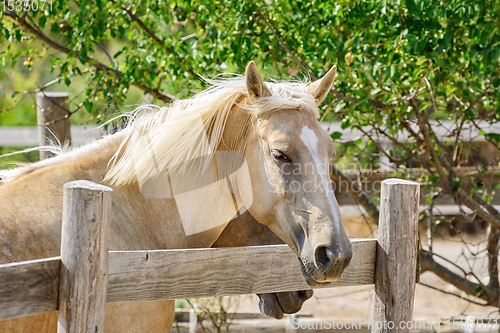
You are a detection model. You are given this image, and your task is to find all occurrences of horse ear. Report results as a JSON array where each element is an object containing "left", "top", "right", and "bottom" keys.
[
  {"left": 306, "top": 65, "right": 337, "bottom": 105},
  {"left": 245, "top": 61, "right": 271, "bottom": 102}
]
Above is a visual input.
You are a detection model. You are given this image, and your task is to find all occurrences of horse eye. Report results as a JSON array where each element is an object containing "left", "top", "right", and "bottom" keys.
[{"left": 272, "top": 150, "right": 290, "bottom": 162}]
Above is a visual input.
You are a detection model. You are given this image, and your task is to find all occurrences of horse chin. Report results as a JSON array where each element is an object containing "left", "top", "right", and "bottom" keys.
[
  {"left": 257, "top": 290, "right": 314, "bottom": 319},
  {"left": 258, "top": 293, "right": 284, "bottom": 319}
]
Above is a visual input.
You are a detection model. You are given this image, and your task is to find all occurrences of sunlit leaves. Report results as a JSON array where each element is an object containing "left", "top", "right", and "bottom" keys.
[{"left": 0, "top": 0, "right": 498, "bottom": 128}]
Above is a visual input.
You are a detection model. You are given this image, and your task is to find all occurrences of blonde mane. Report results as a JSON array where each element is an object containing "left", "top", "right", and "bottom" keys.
[{"left": 105, "top": 77, "right": 319, "bottom": 187}]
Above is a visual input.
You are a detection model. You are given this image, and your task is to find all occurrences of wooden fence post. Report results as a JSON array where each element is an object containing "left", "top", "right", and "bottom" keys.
[
  {"left": 58, "top": 181, "right": 112, "bottom": 333},
  {"left": 36, "top": 92, "right": 71, "bottom": 159},
  {"left": 372, "top": 179, "right": 419, "bottom": 333}
]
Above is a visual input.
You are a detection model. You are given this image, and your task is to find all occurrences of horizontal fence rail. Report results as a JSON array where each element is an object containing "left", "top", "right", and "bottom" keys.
[{"left": 0, "top": 240, "right": 376, "bottom": 321}]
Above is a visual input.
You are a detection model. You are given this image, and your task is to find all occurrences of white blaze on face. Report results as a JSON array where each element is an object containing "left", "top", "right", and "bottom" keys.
[{"left": 299, "top": 126, "right": 342, "bottom": 225}]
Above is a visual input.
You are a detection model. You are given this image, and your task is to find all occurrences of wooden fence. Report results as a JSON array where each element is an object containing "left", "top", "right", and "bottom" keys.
[{"left": 0, "top": 178, "right": 419, "bottom": 333}]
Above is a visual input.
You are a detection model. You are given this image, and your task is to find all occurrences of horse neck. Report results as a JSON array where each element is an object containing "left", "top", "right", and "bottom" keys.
[{"left": 17, "top": 131, "right": 126, "bottom": 184}]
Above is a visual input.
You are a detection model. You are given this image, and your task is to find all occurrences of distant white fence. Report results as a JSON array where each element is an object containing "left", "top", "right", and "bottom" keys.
[
  {"left": 1, "top": 120, "right": 498, "bottom": 147},
  {"left": 0, "top": 126, "right": 102, "bottom": 146}
]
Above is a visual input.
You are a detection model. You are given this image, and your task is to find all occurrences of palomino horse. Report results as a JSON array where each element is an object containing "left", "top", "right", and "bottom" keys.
[{"left": 0, "top": 61, "right": 352, "bottom": 332}]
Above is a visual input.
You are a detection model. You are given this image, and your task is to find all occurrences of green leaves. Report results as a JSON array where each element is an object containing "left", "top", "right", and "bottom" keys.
[
  {"left": 331, "top": 132, "right": 343, "bottom": 140},
  {"left": 0, "top": 0, "right": 498, "bottom": 129},
  {"left": 485, "top": 133, "right": 500, "bottom": 144}
]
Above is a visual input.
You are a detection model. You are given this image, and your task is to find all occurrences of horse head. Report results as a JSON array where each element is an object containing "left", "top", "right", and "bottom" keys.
[{"left": 243, "top": 62, "right": 352, "bottom": 287}]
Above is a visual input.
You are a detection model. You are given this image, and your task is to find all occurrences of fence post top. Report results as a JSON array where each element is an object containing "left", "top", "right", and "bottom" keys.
[
  {"left": 64, "top": 180, "right": 113, "bottom": 192},
  {"left": 382, "top": 178, "right": 419, "bottom": 186}
]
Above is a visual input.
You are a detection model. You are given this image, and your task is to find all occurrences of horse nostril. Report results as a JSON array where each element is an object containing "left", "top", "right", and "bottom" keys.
[
  {"left": 314, "top": 246, "right": 353, "bottom": 272},
  {"left": 314, "top": 246, "right": 334, "bottom": 271}
]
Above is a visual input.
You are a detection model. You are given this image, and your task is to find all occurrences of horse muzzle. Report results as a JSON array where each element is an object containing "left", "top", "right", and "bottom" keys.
[{"left": 298, "top": 243, "right": 353, "bottom": 287}]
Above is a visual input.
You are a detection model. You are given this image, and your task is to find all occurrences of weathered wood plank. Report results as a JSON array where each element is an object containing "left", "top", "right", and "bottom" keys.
[
  {"left": 57, "top": 181, "right": 112, "bottom": 333},
  {"left": 0, "top": 257, "right": 60, "bottom": 321},
  {"left": 106, "top": 239, "right": 376, "bottom": 303},
  {"left": 372, "top": 179, "right": 420, "bottom": 333},
  {"left": 0, "top": 239, "right": 376, "bottom": 321}
]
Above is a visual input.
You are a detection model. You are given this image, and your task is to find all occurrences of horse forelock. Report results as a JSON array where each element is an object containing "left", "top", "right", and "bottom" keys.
[{"left": 105, "top": 77, "right": 319, "bottom": 187}]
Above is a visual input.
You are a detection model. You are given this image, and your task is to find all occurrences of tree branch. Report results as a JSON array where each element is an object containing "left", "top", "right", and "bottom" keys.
[
  {"left": 93, "top": 42, "right": 115, "bottom": 69},
  {"left": 329, "top": 164, "right": 380, "bottom": 223},
  {"left": 411, "top": 98, "right": 500, "bottom": 230},
  {"left": 255, "top": 10, "right": 311, "bottom": 77},
  {"left": 255, "top": 9, "right": 359, "bottom": 105},
  {"left": 357, "top": 127, "right": 394, "bottom": 160},
  {"left": 5, "top": 10, "right": 71, "bottom": 53},
  {"left": 418, "top": 282, "right": 489, "bottom": 307},
  {"left": 24, "top": 69, "right": 96, "bottom": 94},
  {"left": 419, "top": 249, "right": 499, "bottom": 305},
  {"left": 5, "top": 10, "right": 175, "bottom": 104},
  {"left": 412, "top": 98, "right": 453, "bottom": 192},
  {"left": 451, "top": 116, "right": 466, "bottom": 164},
  {"left": 487, "top": 226, "right": 500, "bottom": 292},
  {"left": 110, "top": 0, "right": 166, "bottom": 47},
  {"left": 455, "top": 189, "right": 500, "bottom": 230}
]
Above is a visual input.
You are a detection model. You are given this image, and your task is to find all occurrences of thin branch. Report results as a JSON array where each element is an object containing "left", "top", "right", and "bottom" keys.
[
  {"left": 461, "top": 248, "right": 490, "bottom": 291},
  {"left": 24, "top": 69, "right": 96, "bottom": 94},
  {"left": 255, "top": 10, "right": 311, "bottom": 77},
  {"left": 419, "top": 250, "right": 499, "bottom": 305},
  {"left": 1, "top": 94, "right": 28, "bottom": 112},
  {"left": 487, "top": 226, "right": 500, "bottom": 292},
  {"left": 93, "top": 42, "right": 115, "bottom": 69},
  {"left": 427, "top": 198, "right": 434, "bottom": 252},
  {"left": 119, "top": 1, "right": 166, "bottom": 47},
  {"left": 428, "top": 251, "right": 469, "bottom": 277},
  {"left": 418, "top": 282, "right": 489, "bottom": 307},
  {"left": 451, "top": 116, "right": 466, "bottom": 164},
  {"left": 172, "top": 10, "right": 196, "bottom": 27},
  {"left": 5, "top": 10, "right": 71, "bottom": 54},
  {"left": 424, "top": 77, "right": 437, "bottom": 114},
  {"left": 40, "top": 101, "right": 84, "bottom": 125},
  {"left": 329, "top": 164, "right": 380, "bottom": 223},
  {"left": 470, "top": 118, "right": 500, "bottom": 150},
  {"left": 400, "top": 118, "right": 425, "bottom": 146},
  {"left": 38, "top": 83, "right": 99, "bottom": 125},
  {"left": 373, "top": 126, "right": 412, "bottom": 154},
  {"left": 428, "top": 121, "right": 455, "bottom": 166},
  {"left": 356, "top": 126, "right": 411, "bottom": 165},
  {"left": 412, "top": 98, "right": 453, "bottom": 192},
  {"left": 455, "top": 189, "right": 500, "bottom": 230}
]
